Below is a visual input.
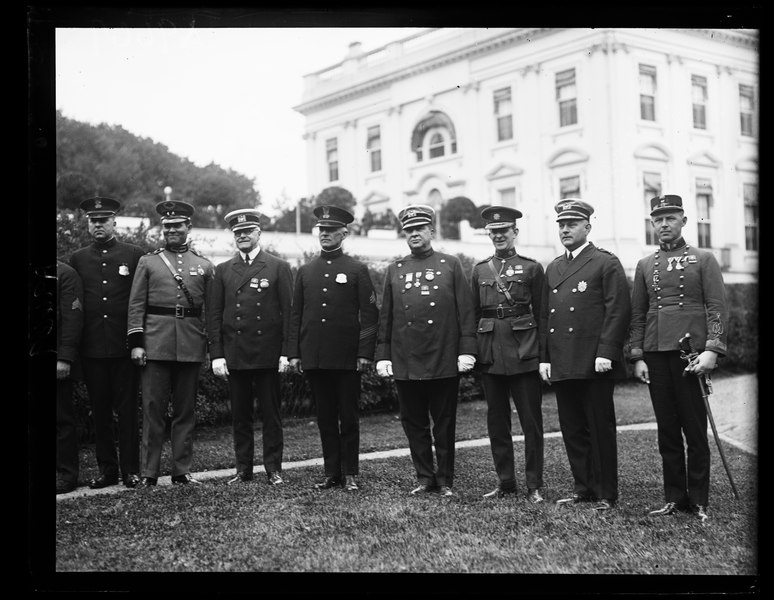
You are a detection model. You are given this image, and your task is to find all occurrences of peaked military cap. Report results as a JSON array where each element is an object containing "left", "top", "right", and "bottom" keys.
[
  {"left": 79, "top": 196, "right": 121, "bottom": 219},
  {"left": 155, "top": 200, "right": 195, "bottom": 224},
  {"left": 481, "top": 205, "right": 523, "bottom": 230},
  {"left": 398, "top": 204, "right": 435, "bottom": 229},
  {"left": 649, "top": 194, "right": 684, "bottom": 216},
  {"left": 313, "top": 205, "right": 354, "bottom": 227},
  {"left": 225, "top": 208, "right": 262, "bottom": 232},
  {"left": 554, "top": 198, "right": 594, "bottom": 222}
]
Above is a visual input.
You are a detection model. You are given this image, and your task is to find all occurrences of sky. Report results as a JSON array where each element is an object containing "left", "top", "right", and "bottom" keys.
[{"left": 55, "top": 27, "right": 427, "bottom": 216}]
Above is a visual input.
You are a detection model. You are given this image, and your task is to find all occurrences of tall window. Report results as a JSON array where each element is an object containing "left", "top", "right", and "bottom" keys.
[
  {"left": 326, "top": 138, "right": 339, "bottom": 182},
  {"left": 499, "top": 188, "right": 516, "bottom": 207},
  {"left": 643, "top": 172, "right": 662, "bottom": 245},
  {"left": 559, "top": 175, "right": 580, "bottom": 199},
  {"left": 428, "top": 132, "right": 445, "bottom": 159},
  {"left": 692, "top": 75, "right": 708, "bottom": 130},
  {"left": 743, "top": 182, "right": 758, "bottom": 251},
  {"left": 494, "top": 87, "right": 513, "bottom": 141},
  {"left": 739, "top": 84, "right": 755, "bottom": 137},
  {"left": 556, "top": 69, "right": 577, "bottom": 127},
  {"left": 367, "top": 126, "right": 382, "bottom": 172},
  {"left": 695, "top": 178, "right": 713, "bottom": 248},
  {"left": 639, "top": 64, "right": 657, "bottom": 121}
]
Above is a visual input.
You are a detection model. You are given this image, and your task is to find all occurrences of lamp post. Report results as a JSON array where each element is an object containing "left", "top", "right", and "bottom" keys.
[{"left": 164, "top": 186, "right": 172, "bottom": 202}]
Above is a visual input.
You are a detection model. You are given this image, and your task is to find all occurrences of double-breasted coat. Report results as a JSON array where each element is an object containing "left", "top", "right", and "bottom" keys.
[
  {"left": 539, "top": 243, "right": 631, "bottom": 380},
  {"left": 208, "top": 250, "right": 294, "bottom": 369},
  {"left": 375, "top": 250, "right": 477, "bottom": 379}
]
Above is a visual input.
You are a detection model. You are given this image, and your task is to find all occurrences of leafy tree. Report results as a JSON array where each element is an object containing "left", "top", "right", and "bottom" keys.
[
  {"left": 361, "top": 208, "right": 400, "bottom": 233},
  {"left": 440, "top": 196, "right": 477, "bottom": 240},
  {"left": 272, "top": 196, "right": 317, "bottom": 233},
  {"left": 315, "top": 186, "right": 356, "bottom": 213}
]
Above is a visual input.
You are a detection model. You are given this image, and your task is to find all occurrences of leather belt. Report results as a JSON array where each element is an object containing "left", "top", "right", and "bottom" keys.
[
  {"left": 481, "top": 305, "right": 531, "bottom": 319},
  {"left": 147, "top": 305, "right": 201, "bottom": 318}
]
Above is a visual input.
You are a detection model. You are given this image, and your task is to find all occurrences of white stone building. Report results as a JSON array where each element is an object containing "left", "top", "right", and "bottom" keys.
[{"left": 293, "top": 28, "right": 758, "bottom": 281}]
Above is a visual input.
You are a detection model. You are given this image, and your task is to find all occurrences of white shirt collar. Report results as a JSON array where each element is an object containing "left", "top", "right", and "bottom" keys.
[
  {"left": 567, "top": 241, "right": 590, "bottom": 260},
  {"left": 242, "top": 245, "right": 261, "bottom": 263}
]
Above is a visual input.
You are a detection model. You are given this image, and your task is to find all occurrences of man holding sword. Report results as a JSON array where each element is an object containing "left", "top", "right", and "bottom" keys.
[{"left": 629, "top": 194, "right": 729, "bottom": 522}]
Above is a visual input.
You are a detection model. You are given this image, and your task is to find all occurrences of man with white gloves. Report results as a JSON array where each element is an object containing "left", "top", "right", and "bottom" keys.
[
  {"left": 207, "top": 208, "right": 293, "bottom": 486},
  {"left": 374, "top": 204, "right": 477, "bottom": 497}
]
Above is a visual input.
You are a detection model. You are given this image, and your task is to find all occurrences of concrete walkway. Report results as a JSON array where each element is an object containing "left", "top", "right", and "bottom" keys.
[{"left": 57, "top": 373, "right": 756, "bottom": 502}]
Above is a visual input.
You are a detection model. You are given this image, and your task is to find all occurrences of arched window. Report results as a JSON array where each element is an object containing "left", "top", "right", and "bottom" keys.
[{"left": 411, "top": 111, "right": 457, "bottom": 162}]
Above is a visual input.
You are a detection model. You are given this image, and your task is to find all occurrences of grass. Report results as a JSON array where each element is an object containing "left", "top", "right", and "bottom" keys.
[{"left": 51, "top": 375, "right": 758, "bottom": 584}]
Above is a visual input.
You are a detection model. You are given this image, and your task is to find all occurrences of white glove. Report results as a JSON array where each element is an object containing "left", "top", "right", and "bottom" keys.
[
  {"left": 212, "top": 357, "right": 229, "bottom": 379},
  {"left": 376, "top": 360, "right": 393, "bottom": 377},
  {"left": 539, "top": 362, "right": 551, "bottom": 384},
  {"left": 457, "top": 354, "right": 475, "bottom": 373},
  {"left": 278, "top": 356, "right": 289, "bottom": 373}
]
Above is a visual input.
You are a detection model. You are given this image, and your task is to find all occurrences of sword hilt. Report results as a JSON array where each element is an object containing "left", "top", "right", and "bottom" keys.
[{"left": 678, "top": 333, "right": 698, "bottom": 363}]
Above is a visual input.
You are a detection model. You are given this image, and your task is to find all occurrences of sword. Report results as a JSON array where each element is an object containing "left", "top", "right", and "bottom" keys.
[{"left": 678, "top": 333, "right": 740, "bottom": 499}]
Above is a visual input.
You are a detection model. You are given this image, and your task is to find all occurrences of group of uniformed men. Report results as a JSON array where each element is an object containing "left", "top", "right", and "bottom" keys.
[{"left": 56, "top": 192, "right": 728, "bottom": 522}]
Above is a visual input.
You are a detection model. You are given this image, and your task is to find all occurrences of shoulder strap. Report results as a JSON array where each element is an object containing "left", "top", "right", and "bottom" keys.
[
  {"left": 158, "top": 251, "right": 195, "bottom": 308},
  {"left": 487, "top": 258, "right": 516, "bottom": 306}
]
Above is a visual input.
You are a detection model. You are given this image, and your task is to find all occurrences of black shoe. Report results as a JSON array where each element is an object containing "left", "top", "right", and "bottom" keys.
[
  {"left": 227, "top": 472, "right": 254, "bottom": 485},
  {"left": 526, "top": 488, "right": 544, "bottom": 504},
  {"left": 437, "top": 486, "right": 453, "bottom": 497},
  {"left": 172, "top": 473, "right": 202, "bottom": 485},
  {"left": 410, "top": 484, "right": 436, "bottom": 495},
  {"left": 556, "top": 493, "right": 594, "bottom": 505},
  {"left": 137, "top": 477, "right": 157, "bottom": 488},
  {"left": 123, "top": 473, "right": 141, "bottom": 489},
  {"left": 691, "top": 504, "right": 709, "bottom": 523},
  {"left": 592, "top": 498, "right": 616, "bottom": 511},
  {"left": 267, "top": 471, "right": 284, "bottom": 486},
  {"left": 648, "top": 502, "right": 685, "bottom": 517},
  {"left": 344, "top": 475, "right": 359, "bottom": 491},
  {"left": 314, "top": 476, "right": 341, "bottom": 490},
  {"left": 89, "top": 474, "right": 119, "bottom": 489},
  {"left": 56, "top": 480, "right": 77, "bottom": 495},
  {"left": 483, "top": 486, "right": 517, "bottom": 499}
]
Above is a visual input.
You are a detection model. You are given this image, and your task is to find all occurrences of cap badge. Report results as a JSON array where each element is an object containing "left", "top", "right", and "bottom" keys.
[
  {"left": 322, "top": 207, "right": 330, "bottom": 219},
  {"left": 493, "top": 212, "right": 500, "bottom": 220},
  {"left": 164, "top": 201, "right": 175, "bottom": 212},
  {"left": 238, "top": 214, "right": 246, "bottom": 223},
  {"left": 659, "top": 197, "right": 668, "bottom": 207},
  {"left": 407, "top": 209, "right": 416, "bottom": 218},
  {"left": 561, "top": 201, "right": 574, "bottom": 211},
  {"left": 94, "top": 199, "right": 102, "bottom": 209}
]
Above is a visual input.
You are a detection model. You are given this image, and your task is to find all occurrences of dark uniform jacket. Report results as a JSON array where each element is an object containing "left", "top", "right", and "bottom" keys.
[
  {"left": 471, "top": 251, "right": 543, "bottom": 375},
  {"left": 629, "top": 237, "right": 728, "bottom": 358},
  {"left": 375, "top": 249, "right": 477, "bottom": 380},
  {"left": 287, "top": 248, "right": 378, "bottom": 370},
  {"left": 57, "top": 260, "right": 84, "bottom": 366},
  {"left": 539, "top": 243, "right": 631, "bottom": 381},
  {"left": 69, "top": 238, "right": 144, "bottom": 358},
  {"left": 207, "top": 250, "right": 294, "bottom": 370},
  {"left": 127, "top": 246, "right": 214, "bottom": 362}
]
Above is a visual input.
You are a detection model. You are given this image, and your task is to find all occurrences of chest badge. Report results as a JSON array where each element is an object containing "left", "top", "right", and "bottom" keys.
[
  {"left": 260, "top": 278, "right": 270, "bottom": 288},
  {"left": 336, "top": 273, "right": 347, "bottom": 284},
  {"left": 578, "top": 280, "right": 588, "bottom": 292},
  {"left": 197, "top": 265, "right": 205, "bottom": 276},
  {"left": 250, "top": 277, "right": 260, "bottom": 288},
  {"left": 505, "top": 267, "right": 515, "bottom": 277},
  {"left": 425, "top": 270, "right": 435, "bottom": 281},
  {"left": 118, "top": 264, "right": 130, "bottom": 276}
]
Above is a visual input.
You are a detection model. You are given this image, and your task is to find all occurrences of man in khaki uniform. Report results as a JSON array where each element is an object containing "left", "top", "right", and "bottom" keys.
[{"left": 127, "top": 200, "right": 214, "bottom": 488}]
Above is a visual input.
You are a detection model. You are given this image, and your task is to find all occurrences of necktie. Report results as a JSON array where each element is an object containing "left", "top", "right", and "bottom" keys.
[
  {"left": 567, "top": 253, "right": 573, "bottom": 262},
  {"left": 243, "top": 255, "right": 250, "bottom": 266}
]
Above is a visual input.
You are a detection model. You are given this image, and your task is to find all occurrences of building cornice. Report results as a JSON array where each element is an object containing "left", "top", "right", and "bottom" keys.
[{"left": 294, "top": 28, "right": 556, "bottom": 115}]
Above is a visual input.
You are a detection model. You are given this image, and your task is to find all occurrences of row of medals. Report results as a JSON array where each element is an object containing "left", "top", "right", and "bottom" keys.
[
  {"left": 404, "top": 269, "right": 439, "bottom": 289},
  {"left": 652, "top": 247, "right": 692, "bottom": 287}
]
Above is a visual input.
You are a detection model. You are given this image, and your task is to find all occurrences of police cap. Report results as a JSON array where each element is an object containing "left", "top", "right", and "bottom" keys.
[
  {"left": 554, "top": 198, "right": 594, "bottom": 222},
  {"left": 225, "top": 208, "right": 262, "bottom": 232},
  {"left": 79, "top": 196, "right": 121, "bottom": 219},
  {"left": 313, "top": 205, "right": 354, "bottom": 228},
  {"left": 398, "top": 204, "right": 435, "bottom": 229}
]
